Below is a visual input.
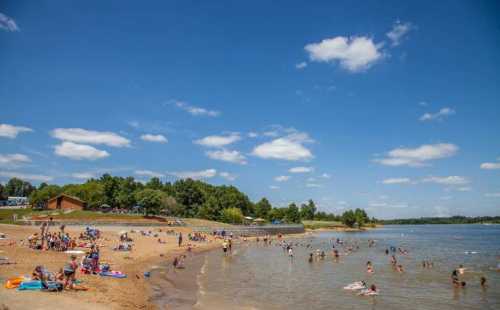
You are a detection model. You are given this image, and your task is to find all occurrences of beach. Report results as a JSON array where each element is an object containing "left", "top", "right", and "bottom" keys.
[{"left": 0, "top": 223, "right": 222, "bottom": 310}]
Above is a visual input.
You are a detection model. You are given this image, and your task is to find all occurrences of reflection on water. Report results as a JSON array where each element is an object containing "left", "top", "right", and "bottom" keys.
[{"left": 195, "top": 225, "right": 500, "bottom": 310}]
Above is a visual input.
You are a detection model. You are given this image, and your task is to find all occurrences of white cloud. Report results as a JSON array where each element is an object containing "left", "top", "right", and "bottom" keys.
[
  {"left": 0, "top": 124, "right": 32, "bottom": 138},
  {"left": 485, "top": 192, "right": 500, "bottom": 197},
  {"left": 194, "top": 133, "right": 241, "bottom": 147},
  {"left": 71, "top": 172, "right": 97, "bottom": 180},
  {"left": 382, "top": 177, "right": 411, "bottom": 184},
  {"left": 140, "top": 134, "right": 167, "bottom": 143},
  {"left": 134, "top": 170, "right": 165, "bottom": 178},
  {"left": 305, "top": 36, "right": 383, "bottom": 72},
  {"left": 0, "top": 171, "right": 52, "bottom": 182},
  {"left": 219, "top": 172, "right": 237, "bottom": 181},
  {"left": 269, "top": 185, "right": 280, "bottom": 190},
  {"left": 419, "top": 107, "right": 455, "bottom": 121},
  {"left": 51, "top": 128, "right": 130, "bottom": 147},
  {"left": 168, "top": 169, "right": 217, "bottom": 180},
  {"left": 252, "top": 131, "right": 313, "bottom": 161},
  {"left": 206, "top": 149, "right": 247, "bottom": 165},
  {"left": 456, "top": 187, "right": 471, "bottom": 192},
  {"left": 295, "top": 62, "right": 307, "bottom": 69},
  {"left": 480, "top": 162, "right": 500, "bottom": 170},
  {"left": 54, "top": 142, "right": 109, "bottom": 160},
  {"left": 386, "top": 21, "right": 413, "bottom": 46},
  {"left": 419, "top": 101, "right": 428, "bottom": 107},
  {"left": 248, "top": 132, "right": 258, "bottom": 138},
  {"left": 320, "top": 173, "right": 331, "bottom": 179},
  {"left": 434, "top": 205, "right": 451, "bottom": 217},
  {"left": 289, "top": 166, "right": 314, "bottom": 173},
  {"left": 374, "top": 143, "right": 458, "bottom": 167},
  {"left": 421, "top": 176, "right": 469, "bottom": 185},
  {"left": 306, "top": 183, "right": 322, "bottom": 188},
  {"left": 0, "top": 13, "right": 19, "bottom": 32},
  {"left": 0, "top": 153, "right": 31, "bottom": 167},
  {"left": 275, "top": 175, "right": 291, "bottom": 182},
  {"left": 175, "top": 101, "right": 220, "bottom": 117}
]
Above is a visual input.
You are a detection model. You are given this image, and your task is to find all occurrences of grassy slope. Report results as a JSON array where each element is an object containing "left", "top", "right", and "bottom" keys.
[{"left": 302, "top": 220, "right": 345, "bottom": 229}]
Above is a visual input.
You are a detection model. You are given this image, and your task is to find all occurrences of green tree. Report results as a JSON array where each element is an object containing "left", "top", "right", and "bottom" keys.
[
  {"left": 254, "top": 198, "right": 272, "bottom": 219},
  {"left": 197, "top": 196, "right": 220, "bottom": 220},
  {"left": 285, "top": 203, "right": 301, "bottom": 223},
  {"left": 268, "top": 207, "right": 286, "bottom": 222},
  {"left": 172, "top": 179, "right": 205, "bottom": 217},
  {"left": 354, "top": 208, "right": 369, "bottom": 228},
  {"left": 5, "top": 178, "right": 35, "bottom": 197},
  {"left": 341, "top": 210, "right": 357, "bottom": 228},
  {"left": 29, "top": 184, "right": 62, "bottom": 208},
  {"left": 300, "top": 199, "right": 317, "bottom": 220},
  {"left": 135, "top": 189, "right": 169, "bottom": 216},
  {"left": 100, "top": 174, "right": 120, "bottom": 207},
  {"left": 146, "top": 177, "right": 163, "bottom": 190},
  {"left": 221, "top": 207, "right": 244, "bottom": 224},
  {"left": 0, "top": 183, "right": 6, "bottom": 200}
]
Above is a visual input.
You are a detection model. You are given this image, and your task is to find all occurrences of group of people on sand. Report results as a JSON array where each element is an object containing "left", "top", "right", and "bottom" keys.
[{"left": 30, "top": 253, "right": 80, "bottom": 291}]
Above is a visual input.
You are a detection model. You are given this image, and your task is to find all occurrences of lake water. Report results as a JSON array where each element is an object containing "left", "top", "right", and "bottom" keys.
[{"left": 193, "top": 225, "right": 500, "bottom": 310}]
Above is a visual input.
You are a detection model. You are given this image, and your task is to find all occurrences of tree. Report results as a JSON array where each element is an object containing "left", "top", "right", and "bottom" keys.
[
  {"left": 300, "top": 199, "right": 317, "bottom": 220},
  {"left": 135, "top": 189, "right": 169, "bottom": 216},
  {"left": 146, "top": 177, "right": 163, "bottom": 190},
  {"left": 341, "top": 210, "right": 356, "bottom": 228},
  {"left": 5, "top": 178, "right": 35, "bottom": 197},
  {"left": 0, "top": 183, "right": 6, "bottom": 200},
  {"left": 354, "top": 208, "right": 369, "bottom": 228},
  {"left": 268, "top": 207, "right": 286, "bottom": 222},
  {"left": 254, "top": 198, "right": 272, "bottom": 219},
  {"left": 100, "top": 174, "right": 120, "bottom": 207},
  {"left": 285, "top": 203, "right": 301, "bottom": 223},
  {"left": 29, "top": 184, "right": 62, "bottom": 209},
  {"left": 197, "top": 196, "right": 220, "bottom": 220},
  {"left": 221, "top": 207, "right": 244, "bottom": 224},
  {"left": 172, "top": 179, "right": 205, "bottom": 217}
]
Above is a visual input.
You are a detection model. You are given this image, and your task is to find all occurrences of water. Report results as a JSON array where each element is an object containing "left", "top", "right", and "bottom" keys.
[{"left": 194, "top": 225, "right": 500, "bottom": 310}]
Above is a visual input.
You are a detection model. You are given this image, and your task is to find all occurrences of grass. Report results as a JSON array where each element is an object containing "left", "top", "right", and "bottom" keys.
[{"left": 302, "top": 220, "right": 345, "bottom": 230}]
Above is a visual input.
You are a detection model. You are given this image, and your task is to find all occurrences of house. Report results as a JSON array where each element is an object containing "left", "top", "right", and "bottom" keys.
[{"left": 47, "top": 194, "right": 86, "bottom": 211}]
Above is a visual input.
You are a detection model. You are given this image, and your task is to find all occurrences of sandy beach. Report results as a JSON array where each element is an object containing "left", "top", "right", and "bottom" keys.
[{"left": 0, "top": 223, "right": 222, "bottom": 310}]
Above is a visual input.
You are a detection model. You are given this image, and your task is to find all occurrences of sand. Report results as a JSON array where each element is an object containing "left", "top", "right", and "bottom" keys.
[{"left": 0, "top": 224, "right": 222, "bottom": 310}]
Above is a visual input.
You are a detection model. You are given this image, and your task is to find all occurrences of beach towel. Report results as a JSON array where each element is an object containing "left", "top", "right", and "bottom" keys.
[
  {"left": 99, "top": 271, "right": 127, "bottom": 278},
  {"left": 17, "top": 280, "right": 43, "bottom": 290},
  {"left": 4, "top": 276, "right": 27, "bottom": 289},
  {"left": 65, "top": 250, "right": 85, "bottom": 254}
]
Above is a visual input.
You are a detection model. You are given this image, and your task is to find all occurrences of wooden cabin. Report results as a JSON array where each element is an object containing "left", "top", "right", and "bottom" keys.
[{"left": 47, "top": 194, "right": 85, "bottom": 211}]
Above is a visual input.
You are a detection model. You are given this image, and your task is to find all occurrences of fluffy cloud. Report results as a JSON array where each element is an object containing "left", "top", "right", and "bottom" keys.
[
  {"left": 0, "top": 13, "right": 19, "bottom": 32},
  {"left": 374, "top": 143, "right": 458, "bottom": 167},
  {"left": 369, "top": 202, "right": 388, "bottom": 207},
  {"left": 71, "top": 172, "right": 97, "bottom": 180},
  {"left": 54, "top": 142, "right": 109, "bottom": 160},
  {"left": 274, "top": 175, "right": 291, "bottom": 182},
  {"left": 168, "top": 169, "right": 217, "bottom": 180},
  {"left": 0, "top": 153, "right": 31, "bottom": 167},
  {"left": 175, "top": 101, "right": 220, "bottom": 117},
  {"left": 140, "top": 134, "right": 168, "bottom": 143},
  {"left": 305, "top": 36, "right": 383, "bottom": 72},
  {"left": 0, "top": 171, "right": 52, "bottom": 182},
  {"left": 382, "top": 177, "right": 411, "bottom": 184},
  {"left": 480, "top": 161, "right": 500, "bottom": 170},
  {"left": 51, "top": 128, "right": 130, "bottom": 147},
  {"left": 219, "top": 172, "right": 237, "bottom": 181},
  {"left": 269, "top": 185, "right": 280, "bottom": 190},
  {"left": 0, "top": 124, "right": 32, "bottom": 138},
  {"left": 419, "top": 107, "right": 455, "bottom": 121},
  {"left": 206, "top": 149, "right": 247, "bottom": 165},
  {"left": 134, "top": 170, "right": 165, "bottom": 178},
  {"left": 386, "top": 21, "right": 413, "bottom": 46},
  {"left": 289, "top": 166, "right": 314, "bottom": 173},
  {"left": 295, "top": 62, "right": 307, "bottom": 69},
  {"left": 194, "top": 133, "right": 241, "bottom": 147},
  {"left": 252, "top": 131, "right": 313, "bottom": 161},
  {"left": 248, "top": 132, "right": 258, "bottom": 138},
  {"left": 484, "top": 193, "right": 500, "bottom": 197},
  {"left": 321, "top": 173, "right": 331, "bottom": 179},
  {"left": 421, "top": 176, "right": 469, "bottom": 185}
]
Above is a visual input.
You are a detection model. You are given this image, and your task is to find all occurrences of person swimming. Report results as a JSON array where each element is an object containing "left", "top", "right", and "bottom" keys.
[
  {"left": 366, "top": 261, "right": 374, "bottom": 273},
  {"left": 458, "top": 264, "right": 466, "bottom": 275},
  {"left": 480, "top": 276, "right": 487, "bottom": 288},
  {"left": 396, "top": 264, "right": 404, "bottom": 273}
]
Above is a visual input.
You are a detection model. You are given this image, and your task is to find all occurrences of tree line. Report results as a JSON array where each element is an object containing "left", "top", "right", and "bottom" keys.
[
  {"left": 379, "top": 216, "right": 500, "bottom": 225},
  {"left": 0, "top": 175, "right": 371, "bottom": 226}
]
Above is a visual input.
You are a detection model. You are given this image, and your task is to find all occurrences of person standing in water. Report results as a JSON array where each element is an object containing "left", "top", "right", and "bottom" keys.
[
  {"left": 178, "top": 232, "right": 183, "bottom": 247},
  {"left": 222, "top": 240, "right": 228, "bottom": 256},
  {"left": 288, "top": 247, "right": 294, "bottom": 259}
]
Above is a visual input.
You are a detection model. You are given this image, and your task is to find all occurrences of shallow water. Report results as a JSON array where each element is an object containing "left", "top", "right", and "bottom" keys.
[{"left": 195, "top": 225, "right": 500, "bottom": 310}]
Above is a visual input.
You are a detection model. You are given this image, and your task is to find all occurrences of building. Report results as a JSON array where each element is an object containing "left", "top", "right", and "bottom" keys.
[{"left": 47, "top": 194, "right": 86, "bottom": 211}]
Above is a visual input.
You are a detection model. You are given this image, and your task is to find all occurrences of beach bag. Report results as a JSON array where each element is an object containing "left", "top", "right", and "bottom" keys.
[{"left": 101, "top": 263, "right": 110, "bottom": 272}]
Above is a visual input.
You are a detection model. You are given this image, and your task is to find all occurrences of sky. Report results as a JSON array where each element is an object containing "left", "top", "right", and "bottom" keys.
[{"left": 1, "top": 1, "right": 500, "bottom": 219}]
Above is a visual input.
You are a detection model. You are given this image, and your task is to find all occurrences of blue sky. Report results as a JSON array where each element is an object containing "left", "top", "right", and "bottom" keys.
[{"left": 1, "top": 1, "right": 499, "bottom": 218}]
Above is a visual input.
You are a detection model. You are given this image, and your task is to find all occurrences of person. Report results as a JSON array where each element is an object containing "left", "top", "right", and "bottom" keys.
[
  {"left": 308, "top": 253, "right": 313, "bottom": 263},
  {"left": 367, "top": 261, "right": 374, "bottom": 273},
  {"left": 222, "top": 240, "right": 228, "bottom": 255},
  {"left": 451, "top": 269, "right": 460, "bottom": 286},
  {"left": 320, "top": 251, "right": 326, "bottom": 259},
  {"left": 288, "top": 247, "right": 294, "bottom": 258},
  {"left": 228, "top": 238, "right": 232, "bottom": 252},
  {"left": 396, "top": 264, "right": 404, "bottom": 273},
  {"left": 390, "top": 255, "right": 397, "bottom": 266},
  {"left": 480, "top": 276, "right": 487, "bottom": 288},
  {"left": 63, "top": 255, "right": 78, "bottom": 289},
  {"left": 385, "top": 249, "right": 389, "bottom": 255},
  {"left": 178, "top": 232, "right": 183, "bottom": 247},
  {"left": 369, "top": 284, "right": 377, "bottom": 293},
  {"left": 458, "top": 264, "right": 466, "bottom": 275}
]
